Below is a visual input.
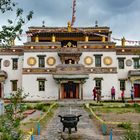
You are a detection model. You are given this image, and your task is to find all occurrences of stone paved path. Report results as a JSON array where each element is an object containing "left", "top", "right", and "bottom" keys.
[
  {"left": 33, "top": 101, "right": 121, "bottom": 140},
  {"left": 34, "top": 102, "right": 106, "bottom": 140}
]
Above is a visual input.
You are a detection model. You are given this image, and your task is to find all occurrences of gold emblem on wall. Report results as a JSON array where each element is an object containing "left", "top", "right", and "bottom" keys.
[
  {"left": 27, "top": 57, "right": 36, "bottom": 66},
  {"left": 103, "top": 57, "right": 112, "bottom": 65},
  {"left": 84, "top": 56, "right": 93, "bottom": 65},
  {"left": 47, "top": 57, "right": 56, "bottom": 66},
  {"left": 3, "top": 60, "right": 10, "bottom": 67}
]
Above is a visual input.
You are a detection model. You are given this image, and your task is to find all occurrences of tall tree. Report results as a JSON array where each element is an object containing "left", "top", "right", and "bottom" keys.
[{"left": 0, "top": 0, "right": 33, "bottom": 48}]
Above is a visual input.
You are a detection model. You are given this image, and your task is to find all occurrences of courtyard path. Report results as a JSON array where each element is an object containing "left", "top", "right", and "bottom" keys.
[{"left": 34, "top": 101, "right": 121, "bottom": 140}]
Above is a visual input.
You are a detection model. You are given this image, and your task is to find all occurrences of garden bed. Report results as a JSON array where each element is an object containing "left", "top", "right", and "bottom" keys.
[{"left": 88, "top": 102, "right": 140, "bottom": 136}]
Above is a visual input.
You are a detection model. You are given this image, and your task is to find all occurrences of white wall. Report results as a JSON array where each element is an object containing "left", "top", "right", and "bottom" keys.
[
  {"left": 83, "top": 74, "right": 118, "bottom": 100},
  {"left": 23, "top": 52, "right": 61, "bottom": 68},
  {"left": 0, "top": 55, "right": 23, "bottom": 97},
  {"left": 22, "top": 74, "right": 58, "bottom": 101}
]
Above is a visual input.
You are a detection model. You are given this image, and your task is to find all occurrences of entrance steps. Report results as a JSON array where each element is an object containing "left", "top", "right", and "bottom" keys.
[{"left": 58, "top": 99, "right": 86, "bottom": 106}]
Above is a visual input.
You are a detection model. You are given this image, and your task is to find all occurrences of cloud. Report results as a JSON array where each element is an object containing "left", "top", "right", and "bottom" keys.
[{"left": 0, "top": 0, "right": 140, "bottom": 44}]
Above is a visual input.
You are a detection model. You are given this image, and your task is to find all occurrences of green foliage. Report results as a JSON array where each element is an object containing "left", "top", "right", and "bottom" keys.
[
  {"left": 34, "top": 103, "right": 50, "bottom": 112},
  {"left": 0, "top": 88, "right": 29, "bottom": 140},
  {"left": 122, "top": 123, "right": 140, "bottom": 140},
  {"left": 0, "top": 0, "right": 33, "bottom": 48},
  {"left": 133, "top": 103, "right": 140, "bottom": 108},
  {"left": 117, "top": 122, "right": 132, "bottom": 129}
]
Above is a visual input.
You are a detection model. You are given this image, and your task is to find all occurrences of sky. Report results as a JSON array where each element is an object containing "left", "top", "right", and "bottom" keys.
[{"left": 1, "top": 0, "right": 140, "bottom": 45}]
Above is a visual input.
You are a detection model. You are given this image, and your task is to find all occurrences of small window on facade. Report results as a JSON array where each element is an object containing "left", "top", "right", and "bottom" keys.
[
  {"left": 38, "top": 56, "right": 45, "bottom": 67},
  {"left": 12, "top": 58, "right": 18, "bottom": 70},
  {"left": 118, "top": 59, "right": 124, "bottom": 69},
  {"left": 95, "top": 56, "right": 102, "bottom": 67},
  {"left": 95, "top": 79, "right": 102, "bottom": 90},
  {"left": 133, "top": 58, "right": 140, "bottom": 69},
  {"left": 120, "top": 80, "right": 125, "bottom": 90},
  {"left": 0, "top": 59, "right": 2, "bottom": 69},
  {"left": 38, "top": 81, "right": 45, "bottom": 91},
  {"left": 11, "top": 80, "right": 18, "bottom": 91}
]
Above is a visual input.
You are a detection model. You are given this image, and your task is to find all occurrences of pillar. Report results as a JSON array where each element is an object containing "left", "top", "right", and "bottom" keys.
[
  {"left": 52, "top": 34, "right": 56, "bottom": 42},
  {"left": 102, "top": 36, "right": 106, "bottom": 42},
  {"left": 80, "top": 81, "right": 84, "bottom": 100},
  {"left": 35, "top": 35, "right": 39, "bottom": 42},
  {"left": 58, "top": 80, "right": 61, "bottom": 100},
  {"left": 85, "top": 36, "right": 89, "bottom": 42}
]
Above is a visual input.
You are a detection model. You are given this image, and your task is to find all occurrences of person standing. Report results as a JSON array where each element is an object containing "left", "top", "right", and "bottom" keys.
[
  {"left": 130, "top": 86, "right": 134, "bottom": 100},
  {"left": 111, "top": 86, "right": 115, "bottom": 100},
  {"left": 121, "top": 89, "right": 125, "bottom": 103},
  {"left": 97, "top": 88, "right": 101, "bottom": 103},
  {"left": 92, "top": 87, "right": 97, "bottom": 101}
]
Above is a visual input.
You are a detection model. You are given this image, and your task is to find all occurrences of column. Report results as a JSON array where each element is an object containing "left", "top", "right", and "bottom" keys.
[
  {"left": 80, "top": 81, "right": 84, "bottom": 100},
  {"left": 58, "top": 80, "right": 61, "bottom": 100}
]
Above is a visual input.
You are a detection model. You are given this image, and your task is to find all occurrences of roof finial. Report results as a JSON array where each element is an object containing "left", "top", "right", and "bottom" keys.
[
  {"left": 42, "top": 20, "right": 45, "bottom": 27},
  {"left": 95, "top": 20, "right": 98, "bottom": 27}
]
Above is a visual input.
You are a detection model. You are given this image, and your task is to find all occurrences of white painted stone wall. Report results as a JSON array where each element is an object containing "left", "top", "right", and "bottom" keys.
[
  {"left": 22, "top": 74, "right": 58, "bottom": 101},
  {"left": 0, "top": 55, "right": 23, "bottom": 98},
  {"left": 79, "top": 51, "right": 117, "bottom": 67},
  {"left": 23, "top": 52, "right": 61, "bottom": 68},
  {"left": 83, "top": 74, "right": 118, "bottom": 100}
]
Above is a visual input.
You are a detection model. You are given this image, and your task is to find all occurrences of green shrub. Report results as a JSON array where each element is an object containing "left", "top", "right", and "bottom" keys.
[
  {"left": 124, "top": 104, "right": 131, "bottom": 108},
  {"left": 117, "top": 122, "right": 132, "bottom": 129},
  {"left": 133, "top": 103, "right": 140, "bottom": 108},
  {"left": 135, "top": 107, "right": 140, "bottom": 113},
  {"left": 34, "top": 103, "right": 44, "bottom": 110}
]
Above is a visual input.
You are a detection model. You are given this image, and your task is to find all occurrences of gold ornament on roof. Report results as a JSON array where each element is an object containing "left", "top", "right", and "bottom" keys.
[
  {"left": 121, "top": 37, "right": 126, "bottom": 47},
  {"left": 84, "top": 56, "right": 93, "bottom": 65},
  {"left": 67, "top": 21, "right": 72, "bottom": 32},
  {"left": 47, "top": 57, "right": 56, "bottom": 66},
  {"left": 27, "top": 57, "right": 36, "bottom": 66},
  {"left": 103, "top": 57, "right": 112, "bottom": 65}
]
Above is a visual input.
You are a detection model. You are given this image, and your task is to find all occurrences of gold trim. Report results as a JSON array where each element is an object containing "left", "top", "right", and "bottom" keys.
[
  {"left": 27, "top": 57, "right": 36, "bottom": 66},
  {"left": 84, "top": 56, "right": 93, "bottom": 65},
  {"left": 47, "top": 57, "right": 56, "bottom": 66},
  {"left": 103, "top": 56, "right": 112, "bottom": 65}
]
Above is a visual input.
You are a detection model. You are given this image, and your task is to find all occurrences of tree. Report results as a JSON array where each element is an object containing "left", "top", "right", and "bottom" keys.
[
  {"left": 0, "top": 88, "right": 29, "bottom": 140},
  {"left": 0, "top": 0, "right": 33, "bottom": 48}
]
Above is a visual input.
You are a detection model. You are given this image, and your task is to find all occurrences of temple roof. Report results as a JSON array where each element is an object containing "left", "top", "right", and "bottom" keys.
[{"left": 27, "top": 26, "right": 111, "bottom": 34}]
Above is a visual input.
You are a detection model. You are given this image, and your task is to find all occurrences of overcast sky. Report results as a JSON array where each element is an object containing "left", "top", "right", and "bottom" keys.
[{"left": 1, "top": 0, "right": 140, "bottom": 45}]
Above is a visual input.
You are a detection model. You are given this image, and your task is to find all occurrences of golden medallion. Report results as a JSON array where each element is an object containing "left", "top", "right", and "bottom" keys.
[
  {"left": 47, "top": 57, "right": 56, "bottom": 66},
  {"left": 103, "top": 57, "right": 112, "bottom": 65},
  {"left": 27, "top": 57, "right": 36, "bottom": 66},
  {"left": 84, "top": 56, "right": 93, "bottom": 65}
]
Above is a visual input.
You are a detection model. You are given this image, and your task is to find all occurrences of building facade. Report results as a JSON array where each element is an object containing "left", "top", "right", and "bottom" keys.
[{"left": 0, "top": 23, "right": 140, "bottom": 101}]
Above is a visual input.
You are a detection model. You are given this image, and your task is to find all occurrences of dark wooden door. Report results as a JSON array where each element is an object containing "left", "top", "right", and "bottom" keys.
[{"left": 134, "top": 84, "right": 140, "bottom": 98}]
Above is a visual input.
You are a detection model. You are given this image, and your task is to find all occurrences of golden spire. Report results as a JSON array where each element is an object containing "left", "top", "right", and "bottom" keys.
[
  {"left": 121, "top": 37, "right": 126, "bottom": 47},
  {"left": 67, "top": 21, "right": 72, "bottom": 32}
]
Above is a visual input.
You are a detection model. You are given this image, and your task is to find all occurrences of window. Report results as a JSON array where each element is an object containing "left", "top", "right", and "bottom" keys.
[
  {"left": 38, "top": 55, "right": 45, "bottom": 67},
  {"left": 11, "top": 80, "right": 18, "bottom": 91},
  {"left": 120, "top": 80, "right": 125, "bottom": 90},
  {"left": 133, "top": 58, "right": 140, "bottom": 69},
  {"left": 95, "top": 78, "right": 103, "bottom": 90},
  {"left": 94, "top": 55, "right": 102, "bottom": 67},
  {"left": 12, "top": 58, "right": 18, "bottom": 70},
  {"left": 0, "top": 59, "right": 2, "bottom": 69},
  {"left": 38, "top": 81, "right": 45, "bottom": 91},
  {"left": 118, "top": 58, "right": 125, "bottom": 69}
]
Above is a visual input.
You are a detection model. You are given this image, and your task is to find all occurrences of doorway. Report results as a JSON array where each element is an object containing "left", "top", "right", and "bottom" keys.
[
  {"left": 0, "top": 83, "right": 1, "bottom": 98},
  {"left": 134, "top": 84, "right": 140, "bottom": 98},
  {"left": 61, "top": 82, "right": 79, "bottom": 99}
]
